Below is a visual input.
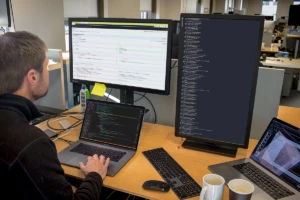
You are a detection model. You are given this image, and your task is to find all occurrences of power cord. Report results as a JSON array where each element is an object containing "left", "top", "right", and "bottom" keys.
[
  {"left": 46, "top": 113, "right": 83, "bottom": 131},
  {"left": 171, "top": 60, "right": 178, "bottom": 69},
  {"left": 106, "top": 190, "right": 116, "bottom": 199},
  {"left": 134, "top": 92, "right": 146, "bottom": 102},
  {"left": 134, "top": 92, "right": 157, "bottom": 124},
  {"left": 106, "top": 89, "right": 113, "bottom": 101}
]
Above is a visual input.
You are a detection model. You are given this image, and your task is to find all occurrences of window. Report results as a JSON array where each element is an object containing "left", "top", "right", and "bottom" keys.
[
  {"left": 64, "top": 19, "right": 69, "bottom": 51},
  {"left": 294, "top": 0, "right": 300, "bottom": 5},
  {"left": 262, "top": 0, "right": 278, "bottom": 20}
]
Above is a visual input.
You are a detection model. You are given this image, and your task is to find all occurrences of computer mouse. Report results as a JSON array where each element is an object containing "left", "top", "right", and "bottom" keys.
[{"left": 142, "top": 180, "right": 170, "bottom": 192}]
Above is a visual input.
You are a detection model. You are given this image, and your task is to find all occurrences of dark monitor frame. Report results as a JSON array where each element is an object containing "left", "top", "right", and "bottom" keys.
[
  {"left": 250, "top": 117, "right": 300, "bottom": 192},
  {"left": 1, "top": 0, "right": 11, "bottom": 27},
  {"left": 79, "top": 99, "right": 145, "bottom": 150},
  {"left": 175, "top": 14, "right": 264, "bottom": 156},
  {"left": 69, "top": 18, "right": 173, "bottom": 100},
  {"left": 288, "top": 5, "right": 300, "bottom": 27}
]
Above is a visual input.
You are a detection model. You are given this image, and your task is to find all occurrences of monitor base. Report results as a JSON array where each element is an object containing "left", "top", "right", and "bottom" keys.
[
  {"left": 182, "top": 139, "right": 238, "bottom": 157},
  {"left": 120, "top": 89, "right": 134, "bottom": 105}
]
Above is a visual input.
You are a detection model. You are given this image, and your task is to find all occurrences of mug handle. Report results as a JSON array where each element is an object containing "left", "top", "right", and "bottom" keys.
[{"left": 199, "top": 186, "right": 208, "bottom": 200}]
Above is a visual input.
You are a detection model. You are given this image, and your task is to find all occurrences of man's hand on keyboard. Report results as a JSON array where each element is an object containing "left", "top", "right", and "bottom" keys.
[{"left": 79, "top": 154, "right": 110, "bottom": 180}]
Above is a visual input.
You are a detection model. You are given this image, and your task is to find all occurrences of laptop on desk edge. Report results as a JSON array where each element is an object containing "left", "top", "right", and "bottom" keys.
[
  {"left": 58, "top": 99, "right": 145, "bottom": 176},
  {"left": 209, "top": 117, "right": 300, "bottom": 200}
]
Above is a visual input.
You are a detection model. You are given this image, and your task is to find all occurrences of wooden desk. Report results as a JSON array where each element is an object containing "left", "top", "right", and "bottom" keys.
[
  {"left": 261, "top": 57, "right": 300, "bottom": 95},
  {"left": 38, "top": 106, "right": 258, "bottom": 200},
  {"left": 286, "top": 34, "right": 300, "bottom": 59},
  {"left": 278, "top": 106, "right": 300, "bottom": 127},
  {"left": 62, "top": 52, "right": 69, "bottom": 65},
  {"left": 261, "top": 46, "right": 279, "bottom": 54}
]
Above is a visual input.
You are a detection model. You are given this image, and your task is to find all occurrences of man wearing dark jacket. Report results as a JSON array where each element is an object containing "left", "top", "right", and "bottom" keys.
[{"left": 0, "top": 31, "right": 110, "bottom": 199}]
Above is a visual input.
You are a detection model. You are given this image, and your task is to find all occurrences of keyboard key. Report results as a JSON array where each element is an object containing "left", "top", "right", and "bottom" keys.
[
  {"left": 71, "top": 143, "right": 126, "bottom": 162},
  {"left": 233, "top": 162, "right": 294, "bottom": 199},
  {"left": 143, "top": 148, "right": 201, "bottom": 199}
]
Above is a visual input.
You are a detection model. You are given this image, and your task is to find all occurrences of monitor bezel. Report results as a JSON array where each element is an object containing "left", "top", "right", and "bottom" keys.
[
  {"left": 288, "top": 5, "right": 300, "bottom": 26},
  {"left": 175, "top": 13, "right": 264, "bottom": 148},
  {"left": 249, "top": 117, "right": 300, "bottom": 192},
  {"left": 79, "top": 99, "right": 145, "bottom": 150},
  {"left": 69, "top": 17, "right": 173, "bottom": 95}
]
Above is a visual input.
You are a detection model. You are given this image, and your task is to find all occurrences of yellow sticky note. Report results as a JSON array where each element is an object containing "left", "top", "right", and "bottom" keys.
[{"left": 91, "top": 83, "right": 106, "bottom": 97}]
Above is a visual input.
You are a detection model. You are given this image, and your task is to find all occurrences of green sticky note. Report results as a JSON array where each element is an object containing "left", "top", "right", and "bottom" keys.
[{"left": 91, "top": 83, "right": 106, "bottom": 97}]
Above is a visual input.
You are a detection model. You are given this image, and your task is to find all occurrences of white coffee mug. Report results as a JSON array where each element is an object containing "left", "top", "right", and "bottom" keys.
[{"left": 199, "top": 174, "right": 225, "bottom": 200}]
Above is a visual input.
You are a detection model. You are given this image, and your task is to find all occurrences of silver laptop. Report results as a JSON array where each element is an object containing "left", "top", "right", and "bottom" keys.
[
  {"left": 58, "top": 99, "right": 145, "bottom": 176},
  {"left": 209, "top": 118, "right": 300, "bottom": 200}
]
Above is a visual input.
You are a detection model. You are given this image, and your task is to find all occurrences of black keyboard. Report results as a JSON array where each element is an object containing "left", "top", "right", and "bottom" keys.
[
  {"left": 70, "top": 143, "right": 126, "bottom": 162},
  {"left": 143, "top": 148, "right": 201, "bottom": 199},
  {"left": 233, "top": 162, "right": 294, "bottom": 200},
  {"left": 30, "top": 113, "right": 55, "bottom": 125}
]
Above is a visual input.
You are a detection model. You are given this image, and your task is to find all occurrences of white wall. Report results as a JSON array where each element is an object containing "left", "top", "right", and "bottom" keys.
[
  {"left": 235, "top": 0, "right": 243, "bottom": 10},
  {"left": 213, "top": 0, "right": 226, "bottom": 13},
  {"left": 276, "top": 0, "right": 293, "bottom": 19},
  {"left": 201, "top": 0, "right": 211, "bottom": 14},
  {"left": 63, "top": 0, "right": 98, "bottom": 18},
  {"left": 11, "top": 0, "right": 65, "bottom": 50},
  {"left": 107, "top": 0, "right": 140, "bottom": 18},
  {"left": 243, "top": 0, "right": 248, "bottom": 13},
  {"left": 159, "top": 0, "right": 181, "bottom": 20},
  {"left": 246, "top": 0, "right": 262, "bottom": 15}
]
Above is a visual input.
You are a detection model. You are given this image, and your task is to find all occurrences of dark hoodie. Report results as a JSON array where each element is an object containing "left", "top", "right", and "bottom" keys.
[{"left": 0, "top": 93, "right": 102, "bottom": 199}]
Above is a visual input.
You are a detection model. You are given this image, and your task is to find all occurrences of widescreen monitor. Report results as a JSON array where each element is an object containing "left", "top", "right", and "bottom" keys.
[{"left": 69, "top": 18, "right": 173, "bottom": 99}]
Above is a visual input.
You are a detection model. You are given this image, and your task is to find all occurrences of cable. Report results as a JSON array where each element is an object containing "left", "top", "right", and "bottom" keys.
[
  {"left": 36, "top": 117, "right": 67, "bottom": 129},
  {"left": 134, "top": 92, "right": 146, "bottom": 102},
  {"left": 106, "top": 190, "right": 116, "bottom": 199},
  {"left": 171, "top": 60, "right": 178, "bottom": 69},
  {"left": 57, "top": 138, "right": 73, "bottom": 144},
  {"left": 46, "top": 114, "right": 83, "bottom": 131},
  {"left": 46, "top": 118, "right": 82, "bottom": 131},
  {"left": 52, "top": 129, "right": 73, "bottom": 142},
  {"left": 106, "top": 89, "right": 113, "bottom": 101},
  {"left": 134, "top": 92, "right": 157, "bottom": 124}
]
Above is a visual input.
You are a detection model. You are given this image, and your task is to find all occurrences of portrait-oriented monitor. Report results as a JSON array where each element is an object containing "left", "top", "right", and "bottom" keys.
[
  {"left": 288, "top": 5, "right": 300, "bottom": 27},
  {"left": 175, "top": 14, "right": 264, "bottom": 157}
]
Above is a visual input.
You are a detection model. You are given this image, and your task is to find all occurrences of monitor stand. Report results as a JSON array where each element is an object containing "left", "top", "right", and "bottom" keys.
[
  {"left": 120, "top": 89, "right": 134, "bottom": 104},
  {"left": 182, "top": 139, "right": 238, "bottom": 157}
]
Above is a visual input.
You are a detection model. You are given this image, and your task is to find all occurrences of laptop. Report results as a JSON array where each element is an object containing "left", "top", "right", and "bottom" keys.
[
  {"left": 58, "top": 99, "right": 145, "bottom": 176},
  {"left": 209, "top": 117, "right": 300, "bottom": 200}
]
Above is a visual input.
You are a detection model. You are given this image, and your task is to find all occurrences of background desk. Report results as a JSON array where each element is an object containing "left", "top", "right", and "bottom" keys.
[
  {"left": 260, "top": 58, "right": 300, "bottom": 96},
  {"left": 261, "top": 46, "right": 279, "bottom": 54},
  {"left": 42, "top": 106, "right": 258, "bottom": 200},
  {"left": 286, "top": 34, "right": 300, "bottom": 59}
]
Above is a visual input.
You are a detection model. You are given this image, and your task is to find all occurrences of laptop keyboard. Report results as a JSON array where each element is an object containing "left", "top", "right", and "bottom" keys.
[
  {"left": 233, "top": 162, "right": 294, "bottom": 200},
  {"left": 70, "top": 143, "right": 127, "bottom": 162},
  {"left": 30, "top": 113, "right": 55, "bottom": 125}
]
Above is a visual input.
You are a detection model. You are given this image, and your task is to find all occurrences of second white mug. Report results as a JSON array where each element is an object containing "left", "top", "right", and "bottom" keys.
[{"left": 199, "top": 174, "right": 225, "bottom": 200}]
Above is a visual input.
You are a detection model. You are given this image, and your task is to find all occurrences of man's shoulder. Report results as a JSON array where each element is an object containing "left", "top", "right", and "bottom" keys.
[{"left": 0, "top": 112, "right": 50, "bottom": 164}]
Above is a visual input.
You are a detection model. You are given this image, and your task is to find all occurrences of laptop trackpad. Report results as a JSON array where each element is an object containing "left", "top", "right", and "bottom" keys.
[
  {"left": 68, "top": 155, "right": 116, "bottom": 175},
  {"left": 68, "top": 155, "right": 88, "bottom": 168}
]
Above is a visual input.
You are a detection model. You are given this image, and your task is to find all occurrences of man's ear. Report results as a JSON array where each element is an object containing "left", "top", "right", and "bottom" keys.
[{"left": 27, "top": 69, "right": 39, "bottom": 85}]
